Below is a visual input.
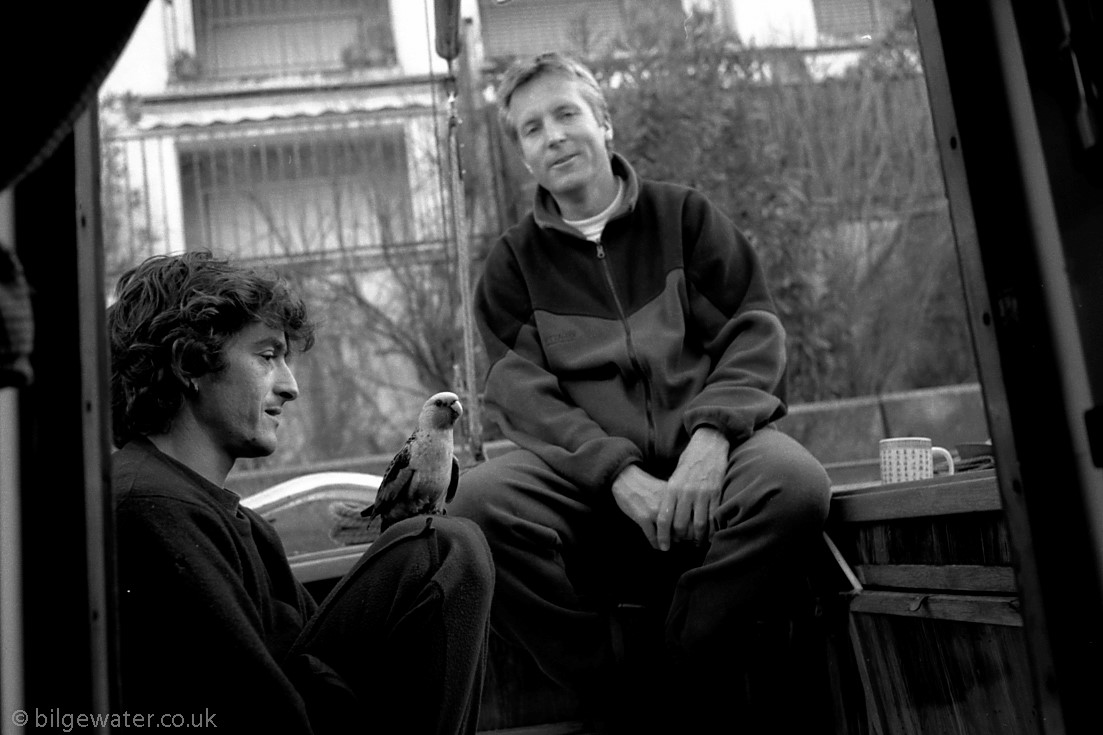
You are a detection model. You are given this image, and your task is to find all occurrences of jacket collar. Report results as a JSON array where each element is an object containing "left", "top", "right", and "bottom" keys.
[{"left": 532, "top": 153, "right": 640, "bottom": 235}]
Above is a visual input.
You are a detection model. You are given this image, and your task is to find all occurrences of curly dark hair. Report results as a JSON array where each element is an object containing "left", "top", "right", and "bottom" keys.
[{"left": 107, "top": 251, "right": 315, "bottom": 447}]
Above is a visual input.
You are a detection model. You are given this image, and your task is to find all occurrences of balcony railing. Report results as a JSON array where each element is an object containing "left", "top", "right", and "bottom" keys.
[
  {"left": 188, "top": 0, "right": 397, "bottom": 79},
  {"left": 100, "top": 112, "right": 468, "bottom": 283}
]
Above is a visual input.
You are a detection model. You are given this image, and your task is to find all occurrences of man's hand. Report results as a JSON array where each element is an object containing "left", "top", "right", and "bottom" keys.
[
  {"left": 611, "top": 464, "right": 667, "bottom": 549},
  {"left": 659, "top": 427, "right": 730, "bottom": 549}
]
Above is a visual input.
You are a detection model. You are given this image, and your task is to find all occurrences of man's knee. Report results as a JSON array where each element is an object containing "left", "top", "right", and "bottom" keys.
[
  {"left": 732, "top": 431, "right": 832, "bottom": 534},
  {"left": 377, "top": 516, "right": 495, "bottom": 600},
  {"left": 429, "top": 516, "right": 496, "bottom": 598},
  {"left": 769, "top": 449, "right": 831, "bottom": 531},
  {"left": 432, "top": 516, "right": 492, "bottom": 567}
]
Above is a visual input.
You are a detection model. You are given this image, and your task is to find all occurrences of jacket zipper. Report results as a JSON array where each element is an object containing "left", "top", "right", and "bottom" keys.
[{"left": 595, "top": 242, "right": 657, "bottom": 459}]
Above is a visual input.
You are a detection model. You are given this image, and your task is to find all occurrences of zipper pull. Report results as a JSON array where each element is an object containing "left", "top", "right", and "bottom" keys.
[{"left": 595, "top": 243, "right": 606, "bottom": 259}]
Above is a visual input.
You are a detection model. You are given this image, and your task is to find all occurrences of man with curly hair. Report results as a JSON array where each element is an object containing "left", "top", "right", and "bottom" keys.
[{"left": 108, "top": 251, "right": 494, "bottom": 735}]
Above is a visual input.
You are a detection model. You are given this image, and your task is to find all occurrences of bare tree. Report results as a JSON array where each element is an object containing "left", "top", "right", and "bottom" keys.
[
  {"left": 227, "top": 113, "right": 499, "bottom": 472},
  {"left": 100, "top": 92, "right": 159, "bottom": 287}
]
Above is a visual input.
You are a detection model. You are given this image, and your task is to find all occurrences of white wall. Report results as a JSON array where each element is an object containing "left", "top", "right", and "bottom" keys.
[
  {"left": 100, "top": 1, "right": 169, "bottom": 96},
  {"left": 728, "top": 0, "right": 817, "bottom": 47},
  {"left": 102, "top": 0, "right": 473, "bottom": 92},
  {"left": 393, "top": 0, "right": 443, "bottom": 75},
  {"left": 393, "top": 0, "right": 483, "bottom": 74}
]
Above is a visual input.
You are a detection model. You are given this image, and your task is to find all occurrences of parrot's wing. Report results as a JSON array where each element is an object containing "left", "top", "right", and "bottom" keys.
[
  {"left": 446, "top": 455, "right": 460, "bottom": 503},
  {"left": 380, "top": 435, "right": 414, "bottom": 487},
  {"left": 363, "top": 466, "right": 414, "bottom": 519},
  {"left": 362, "top": 437, "right": 414, "bottom": 518}
]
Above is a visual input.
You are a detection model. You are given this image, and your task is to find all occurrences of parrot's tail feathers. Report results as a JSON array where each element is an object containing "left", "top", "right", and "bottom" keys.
[
  {"left": 328, "top": 501, "right": 379, "bottom": 547},
  {"left": 329, "top": 525, "right": 375, "bottom": 546},
  {"left": 330, "top": 500, "right": 371, "bottom": 520}
]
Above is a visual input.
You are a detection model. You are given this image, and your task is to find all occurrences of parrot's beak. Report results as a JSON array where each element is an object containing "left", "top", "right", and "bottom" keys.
[{"left": 451, "top": 401, "right": 464, "bottom": 421}]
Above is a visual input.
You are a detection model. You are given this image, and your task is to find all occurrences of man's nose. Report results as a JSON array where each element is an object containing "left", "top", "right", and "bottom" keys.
[
  {"left": 545, "top": 119, "right": 567, "bottom": 144},
  {"left": 276, "top": 361, "right": 299, "bottom": 401}
]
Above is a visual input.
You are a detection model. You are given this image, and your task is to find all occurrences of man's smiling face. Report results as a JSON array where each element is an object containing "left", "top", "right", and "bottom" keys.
[
  {"left": 189, "top": 321, "right": 300, "bottom": 464},
  {"left": 510, "top": 72, "right": 614, "bottom": 216}
]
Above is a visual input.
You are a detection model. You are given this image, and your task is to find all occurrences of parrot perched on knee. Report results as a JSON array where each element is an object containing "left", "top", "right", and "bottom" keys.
[{"left": 359, "top": 391, "right": 463, "bottom": 532}]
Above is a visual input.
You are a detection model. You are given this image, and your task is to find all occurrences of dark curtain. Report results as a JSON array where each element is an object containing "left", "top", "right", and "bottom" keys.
[
  {"left": 1, "top": 1, "right": 150, "bottom": 191},
  {"left": 1, "top": 2, "right": 148, "bottom": 387}
]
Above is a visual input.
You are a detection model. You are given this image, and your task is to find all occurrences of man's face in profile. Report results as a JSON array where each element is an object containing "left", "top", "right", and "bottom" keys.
[{"left": 189, "top": 321, "right": 299, "bottom": 463}]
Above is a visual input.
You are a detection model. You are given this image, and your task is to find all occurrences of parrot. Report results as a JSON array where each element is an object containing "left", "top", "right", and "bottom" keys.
[{"left": 359, "top": 391, "right": 464, "bottom": 532}]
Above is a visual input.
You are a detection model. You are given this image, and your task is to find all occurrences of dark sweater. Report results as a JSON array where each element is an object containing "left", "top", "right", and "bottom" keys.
[{"left": 114, "top": 438, "right": 318, "bottom": 732}]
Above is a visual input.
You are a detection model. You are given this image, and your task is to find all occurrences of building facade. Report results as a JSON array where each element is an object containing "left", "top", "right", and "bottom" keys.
[
  {"left": 100, "top": 0, "right": 902, "bottom": 281},
  {"left": 101, "top": 0, "right": 482, "bottom": 283}
]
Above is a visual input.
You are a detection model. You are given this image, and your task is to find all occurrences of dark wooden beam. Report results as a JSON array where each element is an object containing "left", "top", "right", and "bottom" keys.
[
  {"left": 915, "top": 1, "right": 1103, "bottom": 731},
  {"left": 13, "top": 108, "right": 114, "bottom": 716}
]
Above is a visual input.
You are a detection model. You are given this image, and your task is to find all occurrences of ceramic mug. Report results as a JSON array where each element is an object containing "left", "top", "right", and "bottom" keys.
[{"left": 879, "top": 437, "right": 955, "bottom": 484}]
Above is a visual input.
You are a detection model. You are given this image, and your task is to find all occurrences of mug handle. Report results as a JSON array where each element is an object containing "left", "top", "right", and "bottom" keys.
[{"left": 933, "top": 446, "right": 955, "bottom": 475}]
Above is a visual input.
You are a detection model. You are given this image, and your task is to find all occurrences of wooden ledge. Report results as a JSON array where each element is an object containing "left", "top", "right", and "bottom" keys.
[
  {"left": 478, "top": 724, "right": 591, "bottom": 735},
  {"left": 848, "top": 590, "right": 1022, "bottom": 627},
  {"left": 853, "top": 564, "right": 1017, "bottom": 593},
  {"left": 829, "top": 469, "right": 1001, "bottom": 523}
]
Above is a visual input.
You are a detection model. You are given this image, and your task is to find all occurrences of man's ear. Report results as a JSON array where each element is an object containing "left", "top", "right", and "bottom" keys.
[{"left": 170, "top": 339, "right": 201, "bottom": 394}]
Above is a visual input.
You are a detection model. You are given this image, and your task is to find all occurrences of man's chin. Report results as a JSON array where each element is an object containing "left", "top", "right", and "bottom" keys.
[
  {"left": 238, "top": 440, "right": 278, "bottom": 459},
  {"left": 545, "top": 172, "right": 586, "bottom": 194}
]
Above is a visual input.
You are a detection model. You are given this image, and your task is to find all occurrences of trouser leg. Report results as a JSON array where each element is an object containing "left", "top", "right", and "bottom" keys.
[
  {"left": 665, "top": 427, "right": 833, "bottom": 734},
  {"left": 450, "top": 432, "right": 831, "bottom": 732},
  {"left": 289, "top": 515, "right": 494, "bottom": 735},
  {"left": 449, "top": 450, "right": 622, "bottom": 698},
  {"left": 667, "top": 426, "right": 830, "bottom": 654}
]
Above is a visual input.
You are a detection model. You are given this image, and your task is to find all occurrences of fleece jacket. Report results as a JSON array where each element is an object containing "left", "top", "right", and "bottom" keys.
[{"left": 476, "top": 153, "right": 788, "bottom": 491}]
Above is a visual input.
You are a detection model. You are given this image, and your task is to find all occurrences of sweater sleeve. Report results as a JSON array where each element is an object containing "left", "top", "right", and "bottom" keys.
[
  {"left": 116, "top": 496, "right": 318, "bottom": 733},
  {"left": 476, "top": 240, "right": 643, "bottom": 490},
  {"left": 680, "top": 191, "right": 788, "bottom": 445}
]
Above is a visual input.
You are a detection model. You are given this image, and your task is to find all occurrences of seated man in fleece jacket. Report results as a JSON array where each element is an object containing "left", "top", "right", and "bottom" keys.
[
  {"left": 450, "top": 52, "right": 832, "bottom": 733},
  {"left": 109, "top": 251, "right": 493, "bottom": 735}
]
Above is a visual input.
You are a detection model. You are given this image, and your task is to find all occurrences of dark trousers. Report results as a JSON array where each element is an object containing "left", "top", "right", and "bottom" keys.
[
  {"left": 450, "top": 427, "right": 831, "bottom": 731},
  {"left": 289, "top": 515, "right": 495, "bottom": 735}
]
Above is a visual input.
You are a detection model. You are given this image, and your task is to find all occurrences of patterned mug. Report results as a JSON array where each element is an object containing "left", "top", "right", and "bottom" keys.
[{"left": 879, "top": 437, "right": 955, "bottom": 484}]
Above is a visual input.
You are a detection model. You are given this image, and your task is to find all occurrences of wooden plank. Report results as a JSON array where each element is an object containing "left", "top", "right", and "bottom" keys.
[
  {"left": 849, "top": 591, "right": 1021, "bottom": 627},
  {"left": 847, "top": 615, "right": 885, "bottom": 735},
  {"left": 478, "top": 724, "right": 591, "bottom": 735},
  {"left": 478, "top": 635, "right": 585, "bottom": 732},
  {"left": 824, "top": 532, "right": 864, "bottom": 591},
  {"left": 844, "top": 512, "right": 1014, "bottom": 568},
  {"left": 830, "top": 470, "right": 1001, "bottom": 523},
  {"left": 850, "top": 612, "right": 1038, "bottom": 735},
  {"left": 853, "top": 564, "right": 1017, "bottom": 593},
  {"left": 0, "top": 194, "right": 23, "bottom": 735}
]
